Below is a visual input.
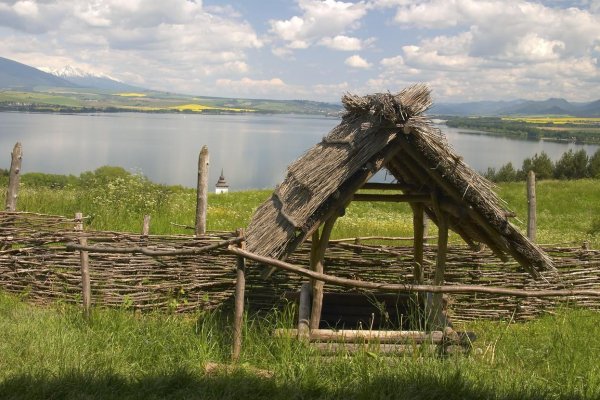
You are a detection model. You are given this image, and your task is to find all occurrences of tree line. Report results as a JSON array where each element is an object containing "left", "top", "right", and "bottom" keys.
[{"left": 484, "top": 148, "right": 600, "bottom": 182}]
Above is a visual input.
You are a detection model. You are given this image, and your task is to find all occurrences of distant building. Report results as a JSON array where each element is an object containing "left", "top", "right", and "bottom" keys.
[{"left": 215, "top": 169, "right": 229, "bottom": 194}]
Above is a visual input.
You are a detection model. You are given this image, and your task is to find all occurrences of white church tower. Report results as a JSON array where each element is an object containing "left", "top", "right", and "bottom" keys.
[{"left": 215, "top": 169, "right": 229, "bottom": 194}]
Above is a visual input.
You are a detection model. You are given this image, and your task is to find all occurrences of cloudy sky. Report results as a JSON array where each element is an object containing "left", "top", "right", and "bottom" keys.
[{"left": 1, "top": 0, "right": 599, "bottom": 102}]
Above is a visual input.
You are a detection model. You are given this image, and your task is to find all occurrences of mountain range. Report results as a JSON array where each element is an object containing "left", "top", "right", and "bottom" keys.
[
  {"left": 1, "top": 56, "right": 599, "bottom": 117},
  {"left": 38, "top": 65, "right": 142, "bottom": 92},
  {"left": 431, "top": 97, "right": 600, "bottom": 117}
]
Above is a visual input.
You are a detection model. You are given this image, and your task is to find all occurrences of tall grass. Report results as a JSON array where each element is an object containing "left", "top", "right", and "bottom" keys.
[
  {"left": 5, "top": 177, "right": 599, "bottom": 247},
  {"left": 0, "top": 293, "right": 599, "bottom": 399}
]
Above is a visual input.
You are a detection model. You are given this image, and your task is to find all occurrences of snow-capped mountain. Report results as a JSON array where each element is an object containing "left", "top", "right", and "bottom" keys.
[{"left": 39, "top": 65, "right": 143, "bottom": 91}]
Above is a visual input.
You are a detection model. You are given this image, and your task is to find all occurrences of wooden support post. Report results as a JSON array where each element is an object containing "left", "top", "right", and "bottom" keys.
[
  {"left": 195, "top": 146, "right": 209, "bottom": 236},
  {"left": 5, "top": 142, "right": 22, "bottom": 211},
  {"left": 309, "top": 216, "right": 337, "bottom": 330},
  {"left": 410, "top": 203, "right": 425, "bottom": 284},
  {"left": 75, "top": 212, "right": 91, "bottom": 320},
  {"left": 431, "top": 195, "right": 449, "bottom": 330},
  {"left": 527, "top": 171, "right": 536, "bottom": 242},
  {"left": 232, "top": 228, "right": 246, "bottom": 362},
  {"left": 298, "top": 282, "right": 312, "bottom": 340},
  {"left": 142, "top": 215, "right": 151, "bottom": 236}
]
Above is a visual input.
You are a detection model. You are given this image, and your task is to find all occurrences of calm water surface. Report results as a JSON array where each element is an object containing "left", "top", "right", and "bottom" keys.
[{"left": 1, "top": 112, "right": 598, "bottom": 189}]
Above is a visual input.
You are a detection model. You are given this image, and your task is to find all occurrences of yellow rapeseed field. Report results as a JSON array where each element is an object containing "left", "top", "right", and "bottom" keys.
[
  {"left": 114, "top": 92, "right": 147, "bottom": 97},
  {"left": 502, "top": 116, "right": 600, "bottom": 125}
]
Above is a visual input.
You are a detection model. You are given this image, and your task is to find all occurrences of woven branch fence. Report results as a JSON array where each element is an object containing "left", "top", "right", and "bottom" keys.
[{"left": 1, "top": 212, "right": 599, "bottom": 322}]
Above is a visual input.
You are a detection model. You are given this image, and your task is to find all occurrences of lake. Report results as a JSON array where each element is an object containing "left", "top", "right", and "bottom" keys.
[{"left": 1, "top": 112, "right": 598, "bottom": 190}]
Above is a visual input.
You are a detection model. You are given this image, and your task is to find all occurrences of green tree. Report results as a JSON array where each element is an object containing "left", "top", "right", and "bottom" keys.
[
  {"left": 79, "top": 166, "right": 131, "bottom": 187},
  {"left": 589, "top": 149, "right": 600, "bottom": 178},
  {"left": 554, "top": 149, "right": 589, "bottom": 179},
  {"left": 518, "top": 151, "right": 554, "bottom": 180},
  {"left": 495, "top": 162, "right": 517, "bottom": 182}
]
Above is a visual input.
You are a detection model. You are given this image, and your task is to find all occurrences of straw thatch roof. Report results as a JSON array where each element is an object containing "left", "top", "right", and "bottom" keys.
[{"left": 245, "top": 84, "right": 553, "bottom": 277}]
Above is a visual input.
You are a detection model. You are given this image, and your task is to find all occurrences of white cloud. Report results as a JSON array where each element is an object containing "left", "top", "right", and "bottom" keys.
[
  {"left": 269, "top": 0, "right": 368, "bottom": 49},
  {"left": 0, "top": 0, "right": 263, "bottom": 95},
  {"left": 319, "top": 35, "right": 363, "bottom": 50},
  {"left": 345, "top": 54, "right": 372, "bottom": 68}
]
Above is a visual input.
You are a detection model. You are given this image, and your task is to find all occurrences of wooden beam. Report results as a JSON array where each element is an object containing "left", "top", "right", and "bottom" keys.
[
  {"left": 410, "top": 203, "right": 425, "bottom": 284},
  {"left": 352, "top": 193, "right": 430, "bottom": 203},
  {"left": 360, "top": 182, "right": 406, "bottom": 191},
  {"left": 275, "top": 328, "right": 446, "bottom": 343},
  {"left": 298, "top": 282, "right": 311, "bottom": 339},
  {"left": 431, "top": 193, "right": 449, "bottom": 329},
  {"left": 228, "top": 246, "right": 600, "bottom": 298},
  {"left": 310, "top": 216, "right": 337, "bottom": 330}
]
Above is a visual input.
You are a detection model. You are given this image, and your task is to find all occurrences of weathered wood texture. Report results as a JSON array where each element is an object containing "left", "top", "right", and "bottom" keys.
[
  {"left": 1, "top": 212, "right": 599, "bottom": 321},
  {"left": 5, "top": 142, "right": 22, "bottom": 212},
  {"left": 195, "top": 146, "right": 209, "bottom": 236},
  {"left": 232, "top": 229, "right": 246, "bottom": 361},
  {"left": 75, "top": 212, "right": 91, "bottom": 319},
  {"left": 527, "top": 171, "right": 537, "bottom": 242}
]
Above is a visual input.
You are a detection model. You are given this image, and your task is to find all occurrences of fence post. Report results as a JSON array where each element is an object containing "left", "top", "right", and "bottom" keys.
[
  {"left": 142, "top": 215, "right": 151, "bottom": 236},
  {"left": 195, "top": 146, "right": 209, "bottom": 236},
  {"left": 75, "top": 212, "right": 91, "bottom": 320},
  {"left": 5, "top": 142, "right": 22, "bottom": 211},
  {"left": 527, "top": 171, "right": 536, "bottom": 242},
  {"left": 232, "top": 228, "right": 246, "bottom": 362}
]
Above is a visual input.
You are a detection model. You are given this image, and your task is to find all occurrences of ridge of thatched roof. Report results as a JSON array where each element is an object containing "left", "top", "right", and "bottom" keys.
[{"left": 245, "top": 84, "right": 553, "bottom": 277}]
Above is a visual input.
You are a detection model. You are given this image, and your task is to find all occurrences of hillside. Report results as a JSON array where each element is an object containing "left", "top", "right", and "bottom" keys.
[
  {"left": 432, "top": 97, "right": 600, "bottom": 117},
  {"left": 0, "top": 57, "right": 76, "bottom": 90}
]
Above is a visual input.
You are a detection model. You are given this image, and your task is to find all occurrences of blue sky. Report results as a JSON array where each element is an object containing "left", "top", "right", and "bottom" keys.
[{"left": 1, "top": 0, "right": 599, "bottom": 102}]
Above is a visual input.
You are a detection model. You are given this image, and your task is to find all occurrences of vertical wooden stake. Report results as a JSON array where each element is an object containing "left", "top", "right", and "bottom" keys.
[
  {"left": 298, "top": 282, "right": 312, "bottom": 340},
  {"left": 309, "top": 216, "right": 337, "bottom": 330},
  {"left": 142, "top": 215, "right": 151, "bottom": 236},
  {"left": 430, "top": 194, "right": 449, "bottom": 330},
  {"left": 5, "top": 142, "right": 22, "bottom": 212},
  {"left": 75, "top": 212, "right": 91, "bottom": 320},
  {"left": 232, "top": 228, "right": 246, "bottom": 362},
  {"left": 195, "top": 146, "right": 209, "bottom": 236},
  {"left": 527, "top": 171, "right": 536, "bottom": 242},
  {"left": 410, "top": 203, "right": 425, "bottom": 284}
]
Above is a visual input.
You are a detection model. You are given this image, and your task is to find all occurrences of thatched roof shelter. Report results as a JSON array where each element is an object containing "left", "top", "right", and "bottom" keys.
[{"left": 245, "top": 84, "right": 553, "bottom": 278}]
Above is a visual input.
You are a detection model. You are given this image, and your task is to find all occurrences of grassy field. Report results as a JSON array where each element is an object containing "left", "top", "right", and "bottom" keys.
[
  {"left": 1, "top": 176, "right": 600, "bottom": 399},
  {"left": 0, "top": 293, "right": 599, "bottom": 399},
  {"left": 7, "top": 176, "right": 600, "bottom": 247}
]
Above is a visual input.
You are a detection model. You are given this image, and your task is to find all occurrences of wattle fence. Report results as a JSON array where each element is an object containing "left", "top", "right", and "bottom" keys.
[{"left": 1, "top": 211, "right": 599, "bottom": 323}]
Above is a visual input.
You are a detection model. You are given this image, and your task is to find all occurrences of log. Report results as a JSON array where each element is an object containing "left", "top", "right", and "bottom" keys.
[
  {"left": 228, "top": 246, "right": 600, "bottom": 298},
  {"left": 232, "top": 229, "right": 245, "bottom": 362},
  {"left": 360, "top": 183, "right": 406, "bottom": 191},
  {"left": 527, "top": 171, "right": 536, "bottom": 242},
  {"left": 310, "top": 216, "right": 337, "bottom": 329},
  {"left": 274, "top": 328, "right": 445, "bottom": 343},
  {"left": 432, "top": 193, "right": 449, "bottom": 328},
  {"left": 298, "top": 282, "right": 311, "bottom": 339},
  {"left": 5, "top": 142, "right": 22, "bottom": 212},
  {"left": 352, "top": 193, "right": 430, "bottom": 203},
  {"left": 410, "top": 203, "right": 425, "bottom": 284},
  {"left": 310, "top": 342, "right": 438, "bottom": 355},
  {"left": 195, "top": 146, "right": 209, "bottom": 236}
]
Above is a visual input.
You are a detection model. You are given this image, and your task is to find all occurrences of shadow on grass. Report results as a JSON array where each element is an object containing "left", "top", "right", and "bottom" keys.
[{"left": 0, "top": 369, "right": 587, "bottom": 400}]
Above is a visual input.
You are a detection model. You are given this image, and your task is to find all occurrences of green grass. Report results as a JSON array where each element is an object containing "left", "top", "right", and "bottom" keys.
[
  {"left": 0, "top": 293, "right": 599, "bottom": 399},
  {"left": 6, "top": 177, "right": 600, "bottom": 247},
  {"left": 2, "top": 176, "right": 600, "bottom": 398}
]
